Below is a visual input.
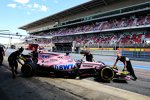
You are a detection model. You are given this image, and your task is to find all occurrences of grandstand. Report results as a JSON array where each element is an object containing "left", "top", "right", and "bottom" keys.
[{"left": 19, "top": 0, "right": 150, "bottom": 60}]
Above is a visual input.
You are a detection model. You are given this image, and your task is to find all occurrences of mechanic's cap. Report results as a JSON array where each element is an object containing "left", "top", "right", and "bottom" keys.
[{"left": 18, "top": 47, "right": 24, "bottom": 52}]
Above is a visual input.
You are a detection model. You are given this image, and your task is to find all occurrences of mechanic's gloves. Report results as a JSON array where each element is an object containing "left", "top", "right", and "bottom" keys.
[
  {"left": 122, "top": 67, "right": 127, "bottom": 71},
  {"left": 112, "top": 66, "right": 118, "bottom": 70},
  {"left": 19, "top": 55, "right": 26, "bottom": 61},
  {"left": 122, "top": 70, "right": 129, "bottom": 75}
]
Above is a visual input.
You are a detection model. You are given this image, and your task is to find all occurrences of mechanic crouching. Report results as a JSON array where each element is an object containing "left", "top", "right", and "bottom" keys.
[
  {"left": 113, "top": 50, "right": 137, "bottom": 81},
  {"left": 0, "top": 45, "right": 5, "bottom": 65}
]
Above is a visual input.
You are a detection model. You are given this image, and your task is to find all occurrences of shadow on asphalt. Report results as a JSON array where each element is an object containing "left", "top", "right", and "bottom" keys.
[
  {"left": 94, "top": 77, "right": 128, "bottom": 83},
  {"left": 112, "top": 79, "right": 128, "bottom": 83},
  {"left": 20, "top": 72, "right": 128, "bottom": 84}
]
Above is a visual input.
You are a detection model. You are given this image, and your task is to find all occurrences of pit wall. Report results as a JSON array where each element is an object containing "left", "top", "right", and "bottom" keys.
[
  {"left": 81, "top": 48, "right": 150, "bottom": 52},
  {"left": 80, "top": 48, "right": 150, "bottom": 61},
  {"left": 118, "top": 48, "right": 150, "bottom": 52}
]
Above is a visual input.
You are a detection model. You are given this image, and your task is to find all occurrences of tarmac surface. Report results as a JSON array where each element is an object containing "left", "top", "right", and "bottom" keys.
[
  {"left": 0, "top": 49, "right": 150, "bottom": 100},
  {"left": 0, "top": 65, "right": 82, "bottom": 100},
  {"left": 69, "top": 53, "right": 150, "bottom": 96}
]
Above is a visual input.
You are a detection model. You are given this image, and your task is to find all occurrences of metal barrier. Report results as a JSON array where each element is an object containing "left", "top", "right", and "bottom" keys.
[
  {"left": 17, "top": 47, "right": 149, "bottom": 61},
  {"left": 90, "top": 50, "right": 116, "bottom": 56},
  {"left": 122, "top": 51, "right": 150, "bottom": 61},
  {"left": 79, "top": 49, "right": 150, "bottom": 61}
]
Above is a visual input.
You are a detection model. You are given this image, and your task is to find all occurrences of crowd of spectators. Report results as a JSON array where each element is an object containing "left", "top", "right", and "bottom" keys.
[
  {"left": 26, "top": 14, "right": 150, "bottom": 46},
  {"left": 27, "top": 31, "right": 150, "bottom": 46},
  {"left": 32, "top": 32, "right": 149, "bottom": 45},
  {"left": 30, "top": 14, "right": 150, "bottom": 37}
]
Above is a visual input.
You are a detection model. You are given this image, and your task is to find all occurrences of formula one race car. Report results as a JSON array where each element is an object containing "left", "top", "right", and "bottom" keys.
[
  {"left": 20, "top": 52, "right": 115, "bottom": 82},
  {"left": 20, "top": 52, "right": 131, "bottom": 82}
]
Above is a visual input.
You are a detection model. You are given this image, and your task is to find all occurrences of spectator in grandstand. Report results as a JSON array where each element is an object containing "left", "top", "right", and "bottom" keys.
[
  {"left": 113, "top": 50, "right": 137, "bottom": 81},
  {"left": 0, "top": 45, "right": 5, "bottom": 65},
  {"left": 8, "top": 47, "right": 24, "bottom": 79}
]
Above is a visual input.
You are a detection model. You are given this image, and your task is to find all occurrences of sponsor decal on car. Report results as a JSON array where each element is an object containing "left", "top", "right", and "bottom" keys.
[
  {"left": 39, "top": 54, "right": 50, "bottom": 58},
  {"left": 54, "top": 64, "right": 74, "bottom": 70},
  {"left": 82, "top": 64, "right": 93, "bottom": 67}
]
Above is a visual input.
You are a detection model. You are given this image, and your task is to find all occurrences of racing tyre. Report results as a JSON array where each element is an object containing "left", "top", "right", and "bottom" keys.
[
  {"left": 21, "top": 62, "right": 36, "bottom": 77},
  {"left": 0, "top": 60, "right": 2, "bottom": 65},
  {"left": 98, "top": 66, "right": 114, "bottom": 82},
  {"left": 0, "top": 57, "right": 3, "bottom": 65}
]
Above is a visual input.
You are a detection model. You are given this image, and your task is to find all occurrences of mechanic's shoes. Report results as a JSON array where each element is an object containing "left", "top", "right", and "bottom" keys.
[
  {"left": 15, "top": 70, "right": 18, "bottom": 74},
  {"left": 12, "top": 74, "right": 16, "bottom": 79},
  {"left": 132, "top": 77, "right": 137, "bottom": 81}
]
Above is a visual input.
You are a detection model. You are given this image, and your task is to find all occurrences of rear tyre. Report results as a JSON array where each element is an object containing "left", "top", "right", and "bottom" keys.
[
  {"left": 0, "top": 57, "right": 3, "bottom": 65},
  {"left": 0, "top": 60, "right": 2, "bottom": 65},
  {"left": 21, "top": 62, "right": 36, "bottom": 77},
  {"left": 98, "top": 66, "right": 114, "bottom": 82}
]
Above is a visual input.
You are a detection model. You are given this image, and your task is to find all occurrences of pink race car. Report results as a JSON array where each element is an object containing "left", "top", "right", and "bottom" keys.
[{"left": 21, "top": 52, "right": 115, "bottom": 82}]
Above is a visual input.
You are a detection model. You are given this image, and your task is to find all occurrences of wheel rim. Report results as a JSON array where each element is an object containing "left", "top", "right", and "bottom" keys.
[
  {"left": 101, "top": 67, "right": 114, "bottom": 81},
  {"left": 22, "top": 64, "right": 32, "bottom": 76}
]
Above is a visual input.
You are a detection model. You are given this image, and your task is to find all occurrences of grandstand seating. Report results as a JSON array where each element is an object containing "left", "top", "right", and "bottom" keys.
[
  {"left": 28, "top": 14, "right": 150, "bottom": 46},
  {"left": 31, "top": 14, "right": 150, "bottom": 37},
  {"left": 30, "top": 31, "right": 150, "bottom": 46}
]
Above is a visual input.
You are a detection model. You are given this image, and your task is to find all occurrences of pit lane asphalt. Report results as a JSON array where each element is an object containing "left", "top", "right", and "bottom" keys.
[
  {"left": 68, "top": 53, "right": 150, "bottom": 96},
  {"left": 3, "top": 49, "right": 150, "bottom": 98},
  {"left": 0, "top": 64, "right": 83, "bottom": 100},
  {"left": 1, "top": 62, "right": 149, "bottom": 100},
  {"left": 43, "top": 51, "right": 150, "bottom": 96}
]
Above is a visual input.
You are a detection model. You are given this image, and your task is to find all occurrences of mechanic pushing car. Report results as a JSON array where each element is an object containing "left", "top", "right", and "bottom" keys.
[
  {"left": 8, "top": 47, "right": 24, "bottom": 79},
  {"left": 0, "top": 45, "right": 5, "bottom": 65},
  {"left": 31, "top": 47, "right": 38, "bottom": 64},
  {"left": 83, "top": 50, "right": 94, "bottom": 62},
  {"left": 113, "top": 50, "right": 137, "bottom": 81},
  {"left": 80, "top": 50, "right": 94, "bottom": 62}
]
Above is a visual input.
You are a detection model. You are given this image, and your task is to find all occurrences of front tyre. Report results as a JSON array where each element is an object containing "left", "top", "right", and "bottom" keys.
[
  {"left": 21, "top": 62, "right": 36, "bottom": 77},
  {"left": 98, "top": 66, "right": 114, "bottom": 82}
]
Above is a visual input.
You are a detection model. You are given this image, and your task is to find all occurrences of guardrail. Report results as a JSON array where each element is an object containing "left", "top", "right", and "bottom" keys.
[
  {"left": 122, "top": 51, "right": 150, "bottom": 61},
  {"left": 90, "top": 50, "right": 150, "bottom": 61},
  {"left": 78, "top": 49, "right": 150, "bottom": 61},
  {"left": 90, "top": 50, "right": 116, "bottom": 56},
  {"left": 6, "top": 49, "right": 150, "bottom": 61}
]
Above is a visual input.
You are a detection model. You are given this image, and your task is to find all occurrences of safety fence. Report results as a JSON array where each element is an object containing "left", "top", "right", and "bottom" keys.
[
  {"left": 77, "top": 49, "right": 150, "bottom": 61},
  {"left": 122, "top": 51, "right": 150, "bottom": 61},
  {"left": 6, "top": 49, "right": 150, "bottom": 61},
  {"left": 90, "top": 50, "right": 150, "bottom": 61}
]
